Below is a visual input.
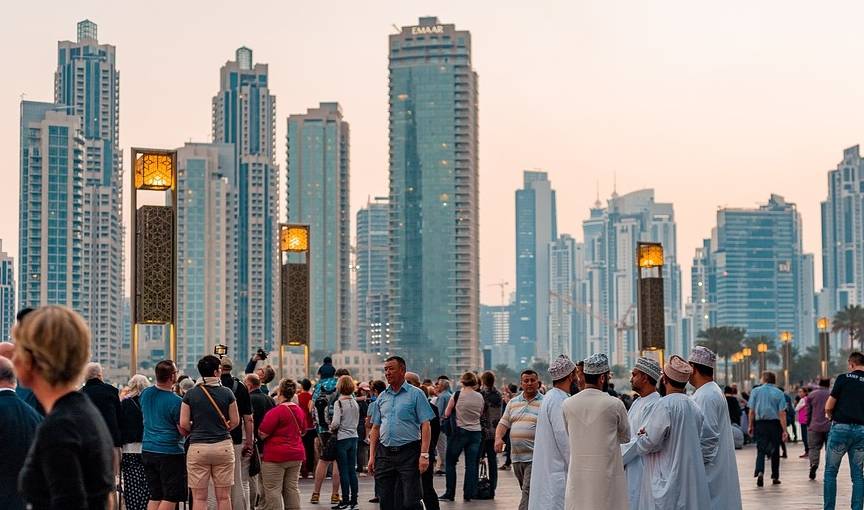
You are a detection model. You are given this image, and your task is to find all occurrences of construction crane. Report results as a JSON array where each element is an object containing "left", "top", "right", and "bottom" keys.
[
  {"left": 487, "top": 281, "right": 510, "bottom": 306},
  {"left": 549, "top": 290, "right": 636, "bottom": 366}
]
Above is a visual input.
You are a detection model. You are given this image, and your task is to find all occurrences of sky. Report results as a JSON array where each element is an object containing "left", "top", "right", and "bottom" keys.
[{"left": 4, "top": 1, "right": 864, "bottom": 305}]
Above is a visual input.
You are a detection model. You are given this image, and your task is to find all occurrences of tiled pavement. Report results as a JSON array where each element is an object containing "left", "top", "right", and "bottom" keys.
[{"left": 296, "top": 442, "right": 850, "bottom": 510}]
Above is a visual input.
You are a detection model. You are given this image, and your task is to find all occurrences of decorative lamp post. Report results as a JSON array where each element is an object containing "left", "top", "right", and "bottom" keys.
[
  {"left": 757, "top": 342, "right": 768, "bottom": 377},
  {"left": 637, "top": 242, "right": 665, "bottom": 367},
  {"left": 130, "top": 148, "right": 177, "bottom": 378},
  {"left": 818, "top": 317, "right": 830, "bottom": 378},
  {"left": 742, "top": 347, "right": 752, "bottom": 388},
  {"left": 280, "top": 224, "right": 311, "bottom": 379},
  {"left": 779, "top": 331, "right": 793, "bottom": 388}
]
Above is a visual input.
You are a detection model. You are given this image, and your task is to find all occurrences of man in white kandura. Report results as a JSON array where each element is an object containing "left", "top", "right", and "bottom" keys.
[
  {"left": 621, "top": 357, "right": 662, "bottom": 510},
  {"left": 528, "top": 355, "right": 579, "bottom": 510},
  {"left": 562, "top": 353, "right": 630, "bottom": 510},
  {"left": 636, "top": 355, "right": 710, "bottom": 509},
  {"left": 688, "top": 346, "right": 742, "bottom": 510}
]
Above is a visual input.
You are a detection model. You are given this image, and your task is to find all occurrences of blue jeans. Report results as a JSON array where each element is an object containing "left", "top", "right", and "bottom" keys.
[
  {"left": 335, "top": 438, "right": 359, "bottom": 505},
  {"left": 445, "top": 428, "right": 482, "bottom": 499},
  {"left": 824, "top": 423, "right": 864, "bottom": 510}
]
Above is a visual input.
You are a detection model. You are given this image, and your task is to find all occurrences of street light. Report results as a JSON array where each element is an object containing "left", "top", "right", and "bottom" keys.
[
  {"left": 130, "top": 148, "right": 178, "bottom": 378},
  {"left": 637, "top": 242, "right": 665, "bottom": 367},
  {"left": 818, "top": 317, "right": 830, "bottom": 378},
  {"left": 779, "top": 331, "right": 793, "bottom": 388},
  {"left": 757, "top": 342, "right": 768, "bottom": 376},
  {"left": 742, "top": 347, "right": 752, "bottom": 387},
  {"left": 280, "top": 224, "right": 311, "bottom": 379}
]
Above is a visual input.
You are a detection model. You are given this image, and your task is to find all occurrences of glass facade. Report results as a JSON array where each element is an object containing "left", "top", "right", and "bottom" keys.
[
  {"left": 55, "top": 20, "right": 123, "bottom": 368},
  {"left": 357, "top": 198, "right": 390, "bottom": 357},
  {"left": 286, "top": 103, "right": 351, "bottom": 354},
  {"left": 0, "top": 242, "right": 14, "bottom": 341},
  {"left": 514, "top": 171, "right": 557, "bottom": 366},
  {"left": 19, "top": 102, "right": 84, "bottom": 312},
  {"left": 213, "top": 47, "right": 278, "bottom": 359},
  {"left": 389, "top": 17, "right": 479, "bottom": 375}
]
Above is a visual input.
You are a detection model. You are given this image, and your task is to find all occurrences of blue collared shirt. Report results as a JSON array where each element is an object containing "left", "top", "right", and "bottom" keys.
[
  {"left": 371, "top": 382, "right": 436, "bottom": 447},
  {"left": 749, "top": 383, "right": 786, "bottom": 421}
]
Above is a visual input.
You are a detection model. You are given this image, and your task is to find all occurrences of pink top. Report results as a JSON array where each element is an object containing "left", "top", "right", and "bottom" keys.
[
  {"left": 797, "top": 396, "right": 809, "bottom": 424},
  {"left": 259, "top": 402, "right": 308, "bottom": 463}
]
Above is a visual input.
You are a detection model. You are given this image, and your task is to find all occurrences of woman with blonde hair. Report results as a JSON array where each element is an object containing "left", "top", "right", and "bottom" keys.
[
  {"left": 259, "top": 378, "right": 308, "bottom": 510},
  {"left": 13, "top": 305, "right": 115, "bottom": 509},
  {"left": 330, "top": 375, "right": 360, "bottom": 509},
  {"left": 119, "top": 374, "right": 151, "bottom": 510},
  {"left": 441, "top": 371, "right": 485, "bottom": 502}
]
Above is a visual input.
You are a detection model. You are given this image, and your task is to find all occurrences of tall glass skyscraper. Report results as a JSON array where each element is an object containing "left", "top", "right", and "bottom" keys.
[
  {"left": 175, "top": 143, "right": 236, "bottom": 373},
  {"left": 581, "top": 189, "right": 682, "bottom": 367},
  {"left": 0, "top": 241, "right": 15, "bottom": 341},
  {"left": 213, "top": 47, "right": 278, "bottom": 358},
  {"left": 821, "top": 146, "right": 864, "bottom": 314},
  {"left": 514, "top": 171, "right": 557, "bottom": 366},
  {"left": 19, "top": 102, "right": 84, "bottom": 312},
  {"left": 286, "top": 103, "right": 351, "bottom": 353},
  {"left": 356, "top": 197, "right": 390, "bottom": 357},
  {"left": 389, "top": 17, "right": 479, "bottom": 375},
  {"left": 705, "top": 195, "right": 814, "bottom": 347},
  {"left": 55, "top": 20, "right": 123, "bottom": 368},
  {"left": 548, "top": 234, "right": 582, "bottom": 360}
]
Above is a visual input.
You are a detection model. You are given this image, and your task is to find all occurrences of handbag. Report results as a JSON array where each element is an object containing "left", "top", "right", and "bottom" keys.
[
  {"left": 442, "top": 391, "right": 460, "bottom": 437},
  {"left": 249, "top": 442, "right": 262, "bottom": 476},
  {"left": 320, "top": 400, "right": 341, "bottom": 461},
  {"left": 199, "top": 384, "right": 231, "bottom": 430},
  {"left": 474, "top": 458, "right": 494, "bottom": 500}
]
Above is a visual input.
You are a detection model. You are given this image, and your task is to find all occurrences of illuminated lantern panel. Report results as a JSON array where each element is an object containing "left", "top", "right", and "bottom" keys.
[
  {"left": 135, "top": 152, "right": 174, "bottom": 191},
  {"left": 818, "top": 317, "right": 829, "bottom": 331},
  {"left": 638, "top": 243, "right": 664, "bottom": 268},
  {"left": 280, "top": 226, "right": 309, "bottom": 253}
]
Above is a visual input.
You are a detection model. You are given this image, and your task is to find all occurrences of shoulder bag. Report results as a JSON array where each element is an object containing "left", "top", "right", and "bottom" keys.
[{"left": 199, "top": 384, "right": 231, "bottom": 430}]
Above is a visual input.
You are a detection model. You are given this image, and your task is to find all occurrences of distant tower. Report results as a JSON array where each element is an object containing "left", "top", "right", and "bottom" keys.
[
  {"left": 388, "top": 17, "right": 479, "bottom": 375},
  {"left": 0, "top": 241, "right": 15, "bottom": 341},
  {"left": 356, "top": 197, "right": 390, "bottom": 357}
]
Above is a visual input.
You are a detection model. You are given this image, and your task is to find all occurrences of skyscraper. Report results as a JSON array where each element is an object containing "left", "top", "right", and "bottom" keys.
[
  {"left": 480, "top": 304, "right": 515, "bottom": 369},
  {"left": 821, "top": 146, "right": 864, "bottom": 314},
  {"left": 18, "top": 101, "right": 84, "bottom": 312},
  {"left": 548, "top": 234, "right": 582, "bottom": 360},
  {"left": 389, "top": 17, "right": 479, "bottom": 375},
  {"left": 175, "top": 143, "right": 236, "bottom": 373},
  {"left": 286, "top": 103, "right": 350, "bottom": 353},
  {"left": 514, "top": 171, "right": 558, "bottom": 366},
  {"left": 55, "top": 20, "right": 123, "bottom": 368},
  {"left": 0, "top": 241, "right": 15, "bottom": 341},
  {"left": 705, "top": 194, "right": 814, "bottom": 347},
  {"left": 356, "top": 197, "right": 390, "bottom": 357},
  {"left": 213, "top": 47, "right": 278, "bottom": 358},
  {"left": 581, "top": 189, "right": 682, "bottom": 367},
  {"left": 683, "top": 238, "right": 716, "bottom": 352}
]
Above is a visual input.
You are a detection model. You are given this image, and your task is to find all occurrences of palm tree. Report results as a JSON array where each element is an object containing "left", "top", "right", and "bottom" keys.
[
  {"left": 832, "top": 305, "right": 864, "bottom": 350},
  {"left": 494, "top": 364, "right": 518, "bottom": 386},
  {"left": 743, "top": 336, "right": 780, "bottom": 369},
  {"left": 697, "top": 326, "right": 746, "bottom": 384}
]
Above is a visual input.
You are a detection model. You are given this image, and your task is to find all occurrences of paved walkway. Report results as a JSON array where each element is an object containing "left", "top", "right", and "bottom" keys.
[{"left": 296, "top": 442, "right": 852, "bottom": 509}]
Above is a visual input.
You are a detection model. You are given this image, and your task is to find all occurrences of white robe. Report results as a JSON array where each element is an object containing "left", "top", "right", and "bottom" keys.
[
  {"left": 620, "top": 392, "right": 661, "bottom": 510},
  {"left": 692, "top": 381, "right": 742, "bottom": 510},
  {"left": 562, "top": 388, "right": 630, "bottom": 510},
  {"left": 635, "top": 393, "right": 710, "bottom": 510},
  {"left": 528, "top": 388, "right": 570, "bottom": 510}
]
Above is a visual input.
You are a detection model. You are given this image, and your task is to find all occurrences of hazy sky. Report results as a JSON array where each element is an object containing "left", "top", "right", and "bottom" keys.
[{"left": 5, "top": 1, "right": 863, "bottom": 305}]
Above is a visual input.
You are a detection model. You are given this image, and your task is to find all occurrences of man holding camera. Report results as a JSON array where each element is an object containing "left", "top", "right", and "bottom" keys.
[{"left": 245, "top": 349, "right": 276, "bottom": 392}]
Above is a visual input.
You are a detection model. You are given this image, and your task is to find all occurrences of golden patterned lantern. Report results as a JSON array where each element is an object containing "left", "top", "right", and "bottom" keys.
[
  {"left": 134, "top": 151, "right": 174, "bottom": 191},
  {"left": 280, "top": 225, "right": 309, "bottom": 253},
  {"left": 638, "top": 243, "right": 664, "bottom": 268}
]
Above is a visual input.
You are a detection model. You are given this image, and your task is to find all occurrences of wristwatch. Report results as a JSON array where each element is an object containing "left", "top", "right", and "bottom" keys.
[{"left": 420, "top": 453, "right": 430, "bottom": 459}]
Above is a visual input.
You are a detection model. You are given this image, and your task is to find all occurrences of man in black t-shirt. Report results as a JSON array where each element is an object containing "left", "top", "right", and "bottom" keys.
[
  {"left": 219, "top": 356, "right": 253, "bottom": 510},
  {"left": 824, "top": 351, "right": 864, "bottom": 509}
]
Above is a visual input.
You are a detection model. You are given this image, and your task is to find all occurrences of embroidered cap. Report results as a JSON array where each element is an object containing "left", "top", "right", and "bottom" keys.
[
  {"left": 688, "top": 346, "right": 717, "bottom": 370},
  {"left": 634, "top": 356, "right": 662, "bottom": 382},
  {"left": 548, "top": 354, "right": 577, "bottom": 381},
  {"left": 663, "top": 355, "right": 693, "bottom": 383},
  {"left": 583, "top": 353, "right": 610, "bottom": 375}
]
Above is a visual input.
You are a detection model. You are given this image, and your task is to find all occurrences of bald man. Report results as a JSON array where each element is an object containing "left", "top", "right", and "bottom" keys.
[
  {"left": 0, "top": 356, "right": 42, "bottom": 510},
  {"left": 0, "top": 343, "right": 43, "bottom": 415}
]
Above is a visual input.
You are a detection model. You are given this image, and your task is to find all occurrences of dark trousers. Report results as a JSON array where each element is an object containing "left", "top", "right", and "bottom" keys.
[
  {"left": 801, "top": 424, "right": 809, "bottom": 453},
  {"left": 302, "top": 430, "right": 317, "bottom": 476},
  {"left": 421, "top": 456, "right": 440, "bottom": 510},
  {"left": 755, "top": 419, "right": 782, "bottom": 479},
  {"left": 375, "top": 441, "right": 422, "bottom": 510},
  {"left": 444, "top": 429, "right": 482, "bottom": 499},
  {"left": 503, "top": 430, "right": 512, "bottom": 466},
  {"left": 481, "top": 438, "right": 498, "bottom": 496},
  {"left": 336, "top": 438, "right": 359, "bottom": 505}
]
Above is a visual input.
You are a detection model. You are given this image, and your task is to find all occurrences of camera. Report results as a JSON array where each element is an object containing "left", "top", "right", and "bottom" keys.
[
  {"left": 214, "top": 344, "right": 228, "bottom": 357},
  {"left": 257, "top": 348, "right": 268, "bottom": 361}
]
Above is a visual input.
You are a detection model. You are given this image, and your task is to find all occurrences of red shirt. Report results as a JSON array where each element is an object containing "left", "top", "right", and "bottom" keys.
[
  {"left": 260, "top": 402, "right": 307, "bottom": 462},
  {"left": 297, "top": 391, "right": 314, "bottom": 430}
]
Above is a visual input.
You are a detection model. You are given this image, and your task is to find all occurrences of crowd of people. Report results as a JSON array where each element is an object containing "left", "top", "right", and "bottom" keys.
[{"left": 1, "top": 304, "right": 864, "bottom": 510}]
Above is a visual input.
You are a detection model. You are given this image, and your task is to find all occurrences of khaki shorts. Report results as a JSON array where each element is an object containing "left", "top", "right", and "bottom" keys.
[{"left": 187, "top": 439, "right": 235, "bottom": 488}]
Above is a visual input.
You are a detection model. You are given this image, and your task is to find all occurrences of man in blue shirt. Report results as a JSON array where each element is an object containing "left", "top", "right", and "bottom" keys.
[
  {"left": 368, "top": 356, "right": 435, "bottom": 510},
  {"left": 747, "top": 371, "right": 788, "bottom": 487},
  {"left": 140, "top": 360, "right": 187, "bottom": 509}
]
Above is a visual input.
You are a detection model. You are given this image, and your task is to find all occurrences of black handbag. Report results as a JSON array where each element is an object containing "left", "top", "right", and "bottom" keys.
[
  {"left": 442, "top": 391, "right": 460, "bottom": 437},
  {"left": 320, "top": 431, "right": 339, "bottom": 461},
  {"left": 474, "top": 459, "right": 494, "bottom": 500}
]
